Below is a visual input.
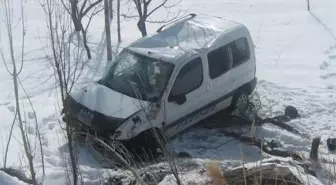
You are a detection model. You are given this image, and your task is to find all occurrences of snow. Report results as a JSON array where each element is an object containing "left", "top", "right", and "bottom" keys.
[
  {"left": 0, "top": 172, "right": 26, "bottom": 185},
  {"left": 236, "top": 157, "right": 326, "bottom": 185},
  {"left": 0, "top": 0, "right": 335, "bottom": 184}
]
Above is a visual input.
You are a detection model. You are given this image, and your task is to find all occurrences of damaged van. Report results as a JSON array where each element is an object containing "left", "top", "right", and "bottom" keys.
[{"left": 62, "top": 13, "right": 257, "bottom": 156}]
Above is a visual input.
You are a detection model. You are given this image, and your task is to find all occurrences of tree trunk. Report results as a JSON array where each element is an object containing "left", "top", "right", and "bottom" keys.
[
  {"left": 70, "top": 1, "right": 81, "bottom": 31},
  {"left": 80, "top": 28, "right": 92, "bottom": 59},
  {"left": 3, "top": 111, "right": 17, "bottom": 168},
  {"left": 56, "top": 63, "right": 79, "bottom": 185},
  {"left": 137, "top": 19, "right": 147, "bottom": 37},
  {"left": 13, "top": 72, "right": 38, "bottom": 185},
  {"left": 117, "top": 0, "right": 121, "bottom": 42},
  {"left": 109, "top": 0, "right": 113, "bottom": 19},
  {"left": 66, "top": 121, "right": 78, "bottom": 185},
  {"left": 70, "top": 1, "right": 92, "bottom": 59},
  {"left": 5, "top": 8, "right": 38, "bottom": 181},
  {"left": 104, "top": 0, "right": 113, "bottom": 61}
]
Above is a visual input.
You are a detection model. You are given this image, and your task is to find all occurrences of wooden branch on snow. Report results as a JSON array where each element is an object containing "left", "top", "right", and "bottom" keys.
[
  {"left": 258, "top": 117, "right": 310, "bottom": 139},
  {"left": 220, "top": 130, "right": 303, "bottom": 162},
  {"left": 204, "top": 109, "right": 308, "bottom": 138},
  {"left": 310, "top": 137, "right": 321, "bottom": 161},
  {"left": 199, "top": 111, "right": 309, "bottom": 162}
]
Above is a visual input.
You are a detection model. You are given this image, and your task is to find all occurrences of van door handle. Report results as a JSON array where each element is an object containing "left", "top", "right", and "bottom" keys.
[{"left": 206, "top": 83, "right": 210, "bottom": 92}]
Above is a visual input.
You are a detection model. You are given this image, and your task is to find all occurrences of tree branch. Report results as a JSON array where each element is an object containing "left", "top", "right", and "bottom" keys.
[
  {"left": 85, "top": 6, "right": 103, "bottom": 32},
  {"left": 60, "top": 0, "right": 72, "bottom": 15},
  {"left": 120, "top": 13, "right": 138, "bottom": 19},
  {"left": 146, "top": 0, "right": 168, "bottom": 18},
  {"left": 81, "top": 0, "right": 103, "bottom": 18},
  {"left": 18, "top": 77, "right": 45, "bottom": 176},
  {"left": 133, "top": 0, "right": 143, "bottom": 17},
  {"left": 163, "top": 0, "right": 182, "bottom": 9},
  {"left": 79, "top": 0, "right": 88, "bottom": 16},
  {"left": 3, "top": 110, "right": 17, "bottom": 168},
  {"left": 0, "top": 48, "right": 13, "bottom": 75},
  {"left": 17, "top": 2, "right": 26, "bottom": 75},
  {"left": 146, "top": 10, "right": 184, "bottom": 24}
]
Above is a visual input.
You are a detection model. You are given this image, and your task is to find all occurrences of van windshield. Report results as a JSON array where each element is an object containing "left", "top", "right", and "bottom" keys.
[{"left": 99, "top": 49, "right": 174, "bottom": 102}]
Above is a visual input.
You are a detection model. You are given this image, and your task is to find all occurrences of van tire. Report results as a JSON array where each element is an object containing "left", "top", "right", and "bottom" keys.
[
  {"left": 229, "top": 90, "right": 249, "bottom": 112},
  {"left": 123, "top": 128, "right": 166, "bottom": 161}
]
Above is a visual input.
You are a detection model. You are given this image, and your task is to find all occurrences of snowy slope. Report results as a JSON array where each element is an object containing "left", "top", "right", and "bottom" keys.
[
  {"left": 0, "top": 0, "right": 335, "bottom": 184},
  {"left": 0, "top": 172, "right": 26, "bottom": 185}
]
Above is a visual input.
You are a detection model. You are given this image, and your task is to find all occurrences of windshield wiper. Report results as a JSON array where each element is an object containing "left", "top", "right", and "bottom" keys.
[{"left": 139, "top": 93, "right": 158, "bottom": 102}]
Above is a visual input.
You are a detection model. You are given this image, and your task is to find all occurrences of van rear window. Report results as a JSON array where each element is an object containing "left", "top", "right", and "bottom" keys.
[
  {"left": 207, "top": 45, "right": 230, "bottom": 79},
  {"left": 231, "top": 37, "right": 250, "bottom": 67}
]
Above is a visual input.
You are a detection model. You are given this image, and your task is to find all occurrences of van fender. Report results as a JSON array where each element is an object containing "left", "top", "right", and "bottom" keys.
[{"left": 113, "top": 110, "right": 163, "bottom": 141}]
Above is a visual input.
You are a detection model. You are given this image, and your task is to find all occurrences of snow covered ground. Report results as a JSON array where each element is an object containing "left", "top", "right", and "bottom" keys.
[{"left": 0, "top": 0, "right": 335, "bottom": 184}]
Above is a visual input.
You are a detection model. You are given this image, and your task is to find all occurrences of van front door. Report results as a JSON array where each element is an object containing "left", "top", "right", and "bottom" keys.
[{"left": 163, "top": 56, "right": 210, "bottom": 138}]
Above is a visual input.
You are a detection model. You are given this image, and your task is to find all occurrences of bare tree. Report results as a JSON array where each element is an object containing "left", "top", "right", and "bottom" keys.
[
  {"left": 60, "top": 0, "right": 104, "bottom": 59},
  {"left": 105, "top": 0, "right": 113, "bottom": 61},
  {"left": 123, "top": 0, "right": 183, "bottom": 37},
  {"left": 0, "top": 0, "right": 39, "bottom": 184},
  {"left": 18, "top": 78, "right": 45, "bottom": 177},
  {"left": 117, "top": 0, "right": 121, "bottom": 42},
  {"left": 109, "top": 0, "right": 113, "bottom": 19},
  {"left": 3, "top": 111, "right": 17, "bottom": 169},
  {"left": 40, "top": 0, "right": 89, "bottom": 184}
]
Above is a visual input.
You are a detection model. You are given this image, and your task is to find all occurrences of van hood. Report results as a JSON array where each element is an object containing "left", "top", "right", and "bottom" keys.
[{"left": 70, "top": 82, "right": 148, "bottom": 119}]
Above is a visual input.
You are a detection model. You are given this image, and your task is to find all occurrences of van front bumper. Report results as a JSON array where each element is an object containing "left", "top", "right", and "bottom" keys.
[{"left": 62, "top": 96, "right": 124, "bottom": 134}]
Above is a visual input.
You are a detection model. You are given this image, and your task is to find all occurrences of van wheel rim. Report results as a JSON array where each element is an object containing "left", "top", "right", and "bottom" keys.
[{"left": 236, "top": 94, "right": 248, "bottom": 110}]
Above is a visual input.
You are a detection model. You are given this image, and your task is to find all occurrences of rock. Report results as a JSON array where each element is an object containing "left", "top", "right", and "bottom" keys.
[
  {"left": 284, "top": 105, "right": 299, "bottom": 119},
  {"left": 327, "top": 138, "right": 336, "bottom": 151}
]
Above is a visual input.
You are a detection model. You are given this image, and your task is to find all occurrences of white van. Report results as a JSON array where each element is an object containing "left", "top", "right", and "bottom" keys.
[{"left": 63, "top": 14, "right": 257, "bottom": 155}]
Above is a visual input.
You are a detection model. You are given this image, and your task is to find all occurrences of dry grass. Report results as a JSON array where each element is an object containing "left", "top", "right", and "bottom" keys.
[{"left": 206, "top": 161, "right": 228, "bottom": 185}]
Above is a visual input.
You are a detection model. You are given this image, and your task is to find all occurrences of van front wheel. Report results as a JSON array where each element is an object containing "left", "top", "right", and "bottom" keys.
[{"left": 122, "top": 129, "right": 166, "bottom": 161}]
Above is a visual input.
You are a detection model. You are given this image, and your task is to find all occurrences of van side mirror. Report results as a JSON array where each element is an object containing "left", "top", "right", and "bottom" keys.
[{"left": 168, "top": 94, "right": 187, "bottom": 105}]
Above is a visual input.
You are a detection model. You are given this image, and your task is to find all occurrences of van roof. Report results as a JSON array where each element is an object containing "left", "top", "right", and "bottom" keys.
[{"left": 127, "top": 14, "right": 245, "bottom": 63}]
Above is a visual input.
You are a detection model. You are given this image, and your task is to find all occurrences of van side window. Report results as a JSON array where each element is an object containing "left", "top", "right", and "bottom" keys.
[
  {"left": 207, "top": 45, "right": 230, "bottom": 79},
  {"left": 169, "top": 57, "right": 203, "bottom": 96},
  {"left": 230, "top": 37, "right": 250, "bottom": 67}
]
